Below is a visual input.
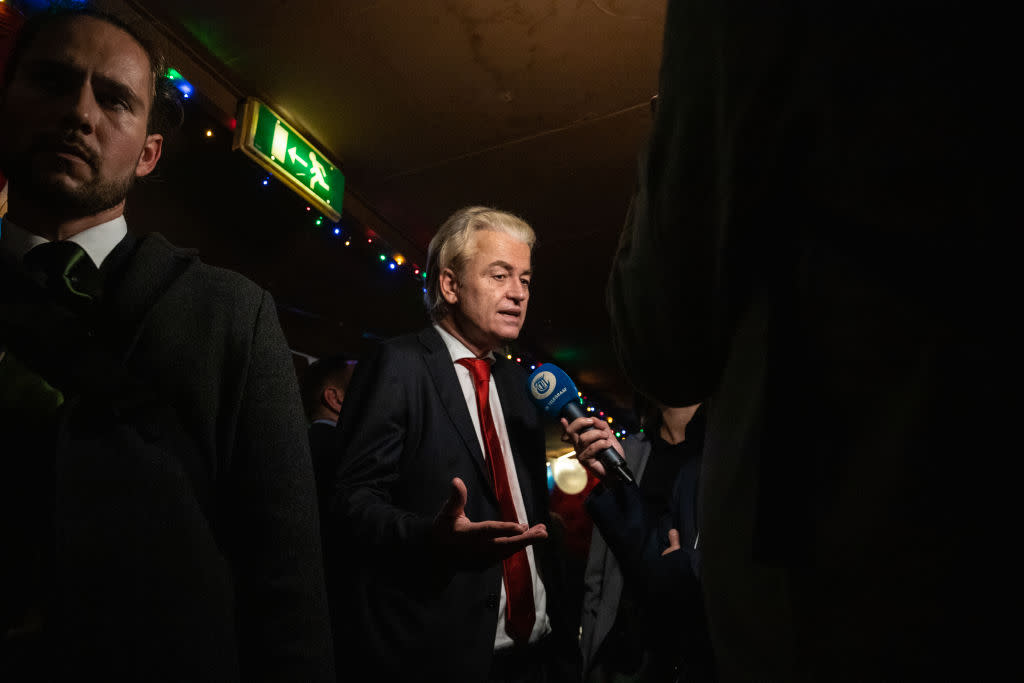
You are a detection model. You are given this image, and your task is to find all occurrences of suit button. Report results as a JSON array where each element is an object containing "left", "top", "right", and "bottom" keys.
[{"left": 485, "top": 593, "right": 499, "bottom": 609}]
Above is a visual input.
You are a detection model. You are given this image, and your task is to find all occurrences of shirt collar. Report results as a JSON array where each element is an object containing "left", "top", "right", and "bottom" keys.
[
  {"left": 0, "top": 215, "right": 128, "bottom": 268},
  {"left": 434, "top": 323, "right": 496, "bottom": 364}
]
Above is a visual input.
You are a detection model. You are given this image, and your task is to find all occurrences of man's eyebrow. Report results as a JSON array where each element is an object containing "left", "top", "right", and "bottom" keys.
[
  {"left": 92, "top": 72, "right": 146, "bottom": 110},
  {"left": 25, "top": 57, "right": 145, "bottom": 111},
  {"left": 487, "top": 260, "right": 532, "bottom": 275}
]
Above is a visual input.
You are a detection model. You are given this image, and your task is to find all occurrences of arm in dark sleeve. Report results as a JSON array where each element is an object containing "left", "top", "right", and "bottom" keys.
[
  {"left": 585, "top": 481, "right": 700, "bottom": 615},
  {"left": 606, "top": 0, "right": 724, "bottom": 407},
  {"left": 229, "top": 291, "right": 335, "bottom": 682},
  {"left": 330, "top": 343, "right": 435, "bottom": 557}
]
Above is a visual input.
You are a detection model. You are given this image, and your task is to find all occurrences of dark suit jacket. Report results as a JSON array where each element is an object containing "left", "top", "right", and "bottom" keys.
[
  {"left": 1, "top": 232, "right": 334, "bottom": 681},
  {"left": 309, "top": 419, "right": 339, "bottom": 524},
  {"left": 331, "top": 326, "right": 577, "bottom": 682}
]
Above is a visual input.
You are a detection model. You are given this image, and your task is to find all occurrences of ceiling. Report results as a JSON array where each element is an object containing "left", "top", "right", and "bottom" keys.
[{"left": 104, "top": 0, "right": 668, "bottom": 418}]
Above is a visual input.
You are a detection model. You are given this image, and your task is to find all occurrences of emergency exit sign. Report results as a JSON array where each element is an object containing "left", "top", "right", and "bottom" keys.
[{"left": 233, "top": 98, "right": 344, "bottom": 221}]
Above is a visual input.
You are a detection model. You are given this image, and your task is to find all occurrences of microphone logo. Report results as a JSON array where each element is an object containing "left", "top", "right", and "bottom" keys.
[{"left": 530, "top": 371, "right": 556, "bottom": 400}]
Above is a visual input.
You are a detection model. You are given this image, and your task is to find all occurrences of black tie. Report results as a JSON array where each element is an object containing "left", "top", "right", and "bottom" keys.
[{"left": 23, "top": 240, "right": 102, "bottom": 311}]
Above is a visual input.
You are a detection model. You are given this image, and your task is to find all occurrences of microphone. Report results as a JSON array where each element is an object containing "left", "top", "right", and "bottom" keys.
[{"left": 526, "top": 364, "right": 634, "bottom": 484}]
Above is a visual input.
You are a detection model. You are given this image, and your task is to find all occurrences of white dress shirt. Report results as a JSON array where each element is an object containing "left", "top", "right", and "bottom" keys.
[
  {"left": 0, "top": 215, "right": 128, "bottom": 267},
  {"left": 434, "top": 324, "right": 552, "bottom": 650}
]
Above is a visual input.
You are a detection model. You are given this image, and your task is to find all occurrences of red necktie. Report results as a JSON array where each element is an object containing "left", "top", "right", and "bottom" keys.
[{"left": 456, "top": 357, "right": 536, "bottom": 644}]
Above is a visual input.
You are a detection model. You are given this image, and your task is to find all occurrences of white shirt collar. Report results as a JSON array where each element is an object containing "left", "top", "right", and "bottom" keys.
[
  {"left": 433, "top": 323, "right": 496, "bottom": 364},
  {"left": 0, "top": 215, "right": 128, "bottom": 268}
]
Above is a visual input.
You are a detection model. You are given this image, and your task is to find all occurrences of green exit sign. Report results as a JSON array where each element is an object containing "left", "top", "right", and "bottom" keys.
[{"left": 233, "top": 98, "right": 344, "bottom": 221}]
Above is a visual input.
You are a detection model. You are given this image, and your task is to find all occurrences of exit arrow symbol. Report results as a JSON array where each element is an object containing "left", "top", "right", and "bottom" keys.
[{"left": 288, "top": 147, "right": 308, "bottom": 167}]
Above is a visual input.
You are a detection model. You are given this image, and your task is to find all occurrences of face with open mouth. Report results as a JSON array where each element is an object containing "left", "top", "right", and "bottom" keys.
[{"left": 444, "top": 229, "right": 532, "bottom": 357}]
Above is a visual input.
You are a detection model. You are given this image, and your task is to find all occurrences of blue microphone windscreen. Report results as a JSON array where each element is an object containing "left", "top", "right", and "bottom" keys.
[{"left": 526, "top": 363, "right": 580, "bottom": 417}]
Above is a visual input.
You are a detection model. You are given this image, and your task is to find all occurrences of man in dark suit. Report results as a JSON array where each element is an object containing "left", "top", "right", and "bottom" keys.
[
  {"left": 0, "top": 8, "right": 333, "bottom": 680},
  {"left": 332, "top": 206, "right": 579, "bottom": 682},
  {"left": 300, "top": 353, "right": 355, "bottom": 511}
]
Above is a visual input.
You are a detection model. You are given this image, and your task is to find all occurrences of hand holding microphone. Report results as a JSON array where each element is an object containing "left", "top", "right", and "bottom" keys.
[{"left": 526, "top": 364, "right": 635, "bottom": 484}]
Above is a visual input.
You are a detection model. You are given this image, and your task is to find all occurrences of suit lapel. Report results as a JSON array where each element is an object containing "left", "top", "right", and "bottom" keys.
[
  {"left": 101, "top": 233, "right": 195, "bottom": 362},
  {"left": 419, "top": 328, "right": 496, "bottom": 501}
]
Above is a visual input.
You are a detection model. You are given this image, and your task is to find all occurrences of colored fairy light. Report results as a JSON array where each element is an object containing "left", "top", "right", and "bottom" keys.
[
  {"left": 333, "top": 227, "right": 341, "bottom": 235},
  {"left": 204, "top": 129, "right": 213, "bottom": 138},
  {"left": 315, "top": 217, "right": 323, "bottom": 226},
  {"left": 606, "top": 417, "right": 614, "bottom": 423},
  {"left": 165, "top": 68, "right": 193, "bottom": 100},
  {"left": 413, "top": 268, "right": 420, "bottom": 275},
  {"left": 261, "top": 176, "right": 269, "bottom": 186},
  {"left": 530, "top": 365, "right": 536, "bottom": 370},
  {"left": 344, "top": 240, "right": 351, "bottom": 246},
  {"left": 378, "top": 254, "right": 386, "bottom": 261},
  {"left": 507, "top": 354, "right": 513, "bottom": 360},
  {"left": 388, "top": 262, "right": 397, "bottom": 270},
  {"left": 421, "top": 272, "right": 427, "bottom": 279},
  {"left": 393, "top": 254, "right": 406, "bottom": 266},
  {"left": 306, "top": 206, "right": 311, "bottom": 212}
]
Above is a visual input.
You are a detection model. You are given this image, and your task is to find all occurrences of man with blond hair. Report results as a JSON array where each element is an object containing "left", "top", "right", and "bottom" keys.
[{"left": 331, "top": 206, "right": 578, "bottom": 681}]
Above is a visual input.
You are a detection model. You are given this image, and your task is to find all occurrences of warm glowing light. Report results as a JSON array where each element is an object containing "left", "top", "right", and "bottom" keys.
[
  {"left": 552, "top": 453, "right": 587, "bottom": 494},
  {"left": 205, "top": 129, "right": 213, "bottom": 137},
  {"left": 344, "top": 240, "right": 351, "bottom": 246},
  {"left": 606, "top": 417, "right": 613, "bottom": 424},
  {"left": 393, "top": 254, "right": 405, "bottom": 266},
  {"left": 507, "top": 354, "right": 513, "bottom": 360}
]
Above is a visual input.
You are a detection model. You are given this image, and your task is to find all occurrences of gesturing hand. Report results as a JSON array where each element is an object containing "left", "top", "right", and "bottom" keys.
[{"left": 432, "top": 477, "right": 547, "bottom": 567}]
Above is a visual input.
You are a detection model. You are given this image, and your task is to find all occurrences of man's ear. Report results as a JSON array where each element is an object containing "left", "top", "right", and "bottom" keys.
[
  {"left": 323, "top": 386, "right": 344, "bottom": 414},
  {"left": 135, "top": 133, "right": 163, "bottom": 177},
  {"left": 439, "top": 267, "right": 459, "bottom": 305}
]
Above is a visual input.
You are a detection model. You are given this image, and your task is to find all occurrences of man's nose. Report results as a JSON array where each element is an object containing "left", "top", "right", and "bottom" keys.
[
  {"left": 61, "top": 83, "right": 98, "bottom": 134},
  {"left": 508, "top": 279, "right": 528, "bottom": 302}
]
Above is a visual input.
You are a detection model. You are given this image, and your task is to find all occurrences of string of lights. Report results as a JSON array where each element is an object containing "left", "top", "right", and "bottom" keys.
[{"left": 170, "top": 66, "right": 631, "bottom": 441}]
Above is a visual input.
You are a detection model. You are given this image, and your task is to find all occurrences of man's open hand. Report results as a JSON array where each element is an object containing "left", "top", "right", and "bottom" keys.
[{"left": 433, "top": 477, "right": 547, "bottom": 567}]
